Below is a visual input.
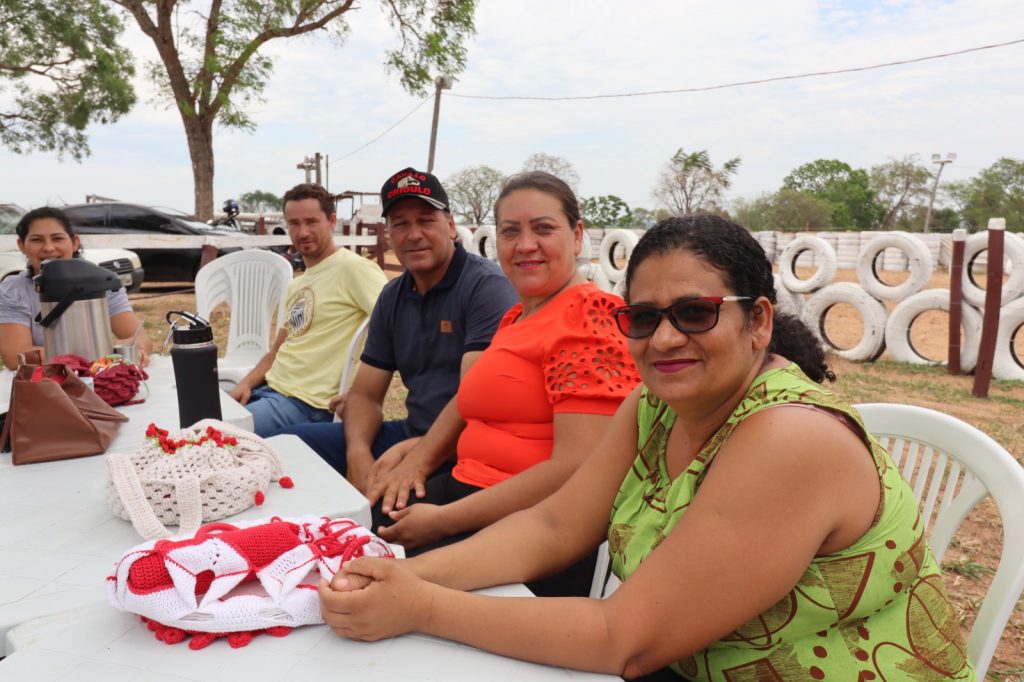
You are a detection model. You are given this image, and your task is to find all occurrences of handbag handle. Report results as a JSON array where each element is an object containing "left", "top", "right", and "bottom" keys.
[{"left": 107, "top": 452, "right": 204, "bottom": 539}]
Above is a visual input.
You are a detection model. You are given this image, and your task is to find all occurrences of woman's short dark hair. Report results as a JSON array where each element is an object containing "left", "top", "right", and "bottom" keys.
[
  {"left": 16, "top": 206, "right": 75, "bottom": 241},
  {"left": 494, "top": 171, "right": 581, "bottom": 226},
  {"left": 624, "top": 215, "right": 835, "bottom": 383}
]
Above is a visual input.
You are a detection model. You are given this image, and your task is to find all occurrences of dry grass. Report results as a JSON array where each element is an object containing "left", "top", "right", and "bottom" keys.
[{"left": 129, "top": 262, "right": 1024, "bottom": 678}]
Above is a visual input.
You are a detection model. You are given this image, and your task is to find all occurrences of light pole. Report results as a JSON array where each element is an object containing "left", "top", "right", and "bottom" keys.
[
  {"left": 427, "top": 76, "right": 454, "bottom": 173},
  {"left": 923, "top": 152, "right": 955, "bottom": 233}
]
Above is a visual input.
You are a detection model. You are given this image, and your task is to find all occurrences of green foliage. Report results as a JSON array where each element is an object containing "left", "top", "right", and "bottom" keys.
[
  {"left": 654, "top": 148, "right": 740, "bottom": 216},
  {"left": 733, "top": 189, "right": 833, "bottom": 232},
  {"left": 0, "top": 0, "right": 136, "bottom": 159},
  {"left": 941, "top": 559, "right": 993, "bottom": 579},
  {"left": 239, "top": 190, "right": 282, "bottom": 213},
  {"left": 783, "top": 159, "right": 883, "bottom": 230},
  {"left": 869, "top": 156, "right": 933, "bottom": 230},
  {"left": 383, "top": 0, "right": 477, "bottom": 95},
  {"left": 520, "top": 153, "right": 581, "bottom": 191},
  {"left": 445, "top": 165, "right": 506, "bottom": 225},
  {"left": 116, "top": 0, "right": 478, "bottom": 218},
  {"left": 580, "top": 195, "right": 632, "bottom": 229},
  {"left": 946, "top": 158, "right": 1024, "bottom": 232},
  {"left": 628, "top": 206, "right": 671, "bottom": 230}
]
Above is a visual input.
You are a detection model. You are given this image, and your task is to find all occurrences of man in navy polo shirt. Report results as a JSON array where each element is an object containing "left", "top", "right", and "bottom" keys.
[{"left": 274, "top": 167, "right": 517, "bottom": 492}]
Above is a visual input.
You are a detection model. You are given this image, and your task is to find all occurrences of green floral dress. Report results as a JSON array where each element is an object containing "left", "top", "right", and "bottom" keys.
[{"left": 608, "top": 364, "right": 975, "bottom": 681}]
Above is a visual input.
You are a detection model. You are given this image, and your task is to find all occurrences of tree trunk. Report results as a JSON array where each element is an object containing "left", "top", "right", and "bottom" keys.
[{"left": 183, "top": 117, "right": 215, "bottom": 220}]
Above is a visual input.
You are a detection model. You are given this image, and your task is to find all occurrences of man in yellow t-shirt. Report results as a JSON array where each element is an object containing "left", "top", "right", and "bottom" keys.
[{"left": 229, "top": 183, "right": 387, "bottom": 436}]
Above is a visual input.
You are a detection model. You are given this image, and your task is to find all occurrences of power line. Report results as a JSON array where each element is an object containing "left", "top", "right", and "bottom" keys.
[
  {"left": 448, "top": 38, "right": 1024, "bottom": 101},
  {"left": 329, "top": 95, "right": 430, "bottom": 161}
]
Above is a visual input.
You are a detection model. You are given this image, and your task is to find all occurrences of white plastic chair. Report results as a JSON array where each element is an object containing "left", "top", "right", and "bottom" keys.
[
  {"left": 332, "top": 317, "right": 371, "bottom": 423},
  {"left": 856, "top": 402, "right": 1024, "bottom": 678},
  {"left": 194, "top": 249, "right": 294, "bottom": 386}
]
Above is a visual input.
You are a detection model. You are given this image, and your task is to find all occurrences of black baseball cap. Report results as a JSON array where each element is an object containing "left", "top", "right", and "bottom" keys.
[{"left": 380, "top": 167, "right": 450, "bottom": 216}]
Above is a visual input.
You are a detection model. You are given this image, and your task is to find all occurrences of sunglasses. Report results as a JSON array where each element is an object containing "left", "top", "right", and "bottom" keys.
[{"left": 612, "top": 296, "right": 754, "bottom": 339}]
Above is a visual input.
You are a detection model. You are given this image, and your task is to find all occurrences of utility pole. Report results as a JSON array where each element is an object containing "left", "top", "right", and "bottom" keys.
[
  {"left": 314, "top": 152, "right": 322, "bottom": 186},
  {"left": 923, "top": 152, "right": 955, "bottom": 233},
  {"left": 427, "top": 76, "right": 454, "bottom": 173},
  {"left": 296, "top": 156, "right": 316, "bottom": 183}
]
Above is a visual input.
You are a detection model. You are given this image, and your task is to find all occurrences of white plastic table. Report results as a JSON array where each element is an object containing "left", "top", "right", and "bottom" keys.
[
  {"left": 1, "top": 585, "right": 620, "bottom": 682},
  {"left": 0, "top": 356, "right": 369, "bottom": 654}
]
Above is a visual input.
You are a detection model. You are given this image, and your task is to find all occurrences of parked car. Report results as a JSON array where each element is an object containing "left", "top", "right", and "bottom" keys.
[
  {"left": 61, "top": 202, "right": 257, "bottom": 282},
  {"left": 0, "top": 249, "right": 144, "bottom": 291},
  {"left": 0, "top": 204, "right": 145, "bottom": 290}
]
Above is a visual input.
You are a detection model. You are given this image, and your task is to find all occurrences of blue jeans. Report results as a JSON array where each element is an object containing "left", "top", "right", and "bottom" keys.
[
  {"left": 245, "top": 385, "right": 333, "bottom": 437},
  {"left": 272, "top": 419, "right": 410, "bottom": 475}
]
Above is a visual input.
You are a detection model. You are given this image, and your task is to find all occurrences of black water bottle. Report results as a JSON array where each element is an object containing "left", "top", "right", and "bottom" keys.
[{"left": 166, "top": 311, "right": 222, "bottom": 427}]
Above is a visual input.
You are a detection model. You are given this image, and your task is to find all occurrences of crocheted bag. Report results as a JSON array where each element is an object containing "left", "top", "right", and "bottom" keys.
[
  {"left": 105, "top": 419, "right": 283, "bottom": 540},
  {"left": 106, "top": 515, "right": 395, "bottom": 649}
]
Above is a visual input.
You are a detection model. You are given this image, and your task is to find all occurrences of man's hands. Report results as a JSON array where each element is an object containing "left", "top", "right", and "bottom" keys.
[
  {"left": 376, "top": 504, "right": 452, "bottom": 551},
  {"left": 319, "top": 558, "right": 434, "bottom": 642},
  {"left": 328, "top": 392, "right": 347, "bottom": 418},
  {"left": 228, "top": 382, "right": 252, "bottom": 405},
  {"left": 366, "top": 445, "right": 436, "bottom": 514}
]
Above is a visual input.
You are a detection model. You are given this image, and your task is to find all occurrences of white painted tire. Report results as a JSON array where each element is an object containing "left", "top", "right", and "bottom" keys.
[
  {"left": 885, "top": 289, "right": 983, "bottom": 372},
  {"left": 592, "top": 267, "right": 614, "bottom": 294},
  {"left": 576, "top": 261, "right": 599, "bottom": 283},
  {"left": 804, "top": 283, "right": 888, "bottom": 362},
  {"left": 992, "top": 297, "right": 1024, "bottom": 381},
  {"left": 599, "top": 230, "right": 639, "bottom": 281},
  {"left": 857, "top": 232, "right": 934, "bottom": 301},
  {"left": 455, "top": 225, "right": 474, "bottom": 248},
  {"left": 772, "top": 274, "right": 805, "bottom": 318},
  {"left": 960, "top": 231, "right": 1024, "bottom": 308},
  {"left": 778, "top": 235, "right": 837, "bottom": 293},
  {"left": 576, "top": 230, "right": 592, "bottom": 266},
  {"left": 471, "top": 225, "right": 497, "bottom": 261}
]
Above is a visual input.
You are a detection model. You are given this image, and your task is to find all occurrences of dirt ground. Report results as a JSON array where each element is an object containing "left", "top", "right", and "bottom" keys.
[{"left": 128, "top": 259, "right": 1024, "bottom": 679}]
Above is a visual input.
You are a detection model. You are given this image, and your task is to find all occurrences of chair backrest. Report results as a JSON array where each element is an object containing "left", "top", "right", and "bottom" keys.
[
  {"left": 333, "top": 317, "right": 371, "bottom": 423},
  {"left": 194, "top": 250, "right": 293, "bottom": 358},
  {"left": 855, "top": 402, "right": 1024, "bottom": 678}
]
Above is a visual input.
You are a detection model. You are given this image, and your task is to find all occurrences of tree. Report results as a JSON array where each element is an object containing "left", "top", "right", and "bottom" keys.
[
  {"left": 782, "top": 159, "right": 882, "bottom": 230},
  {"left": 0, "top": 0, "right": 135, "bottom": 159},
  {"left": 116, "top": 0, "right": 477, "bottom": 219},
  {"left": 239, "top": 190, "right": 282, "bottom": 213},
  {"left": 521, "top": 153, "right": 580, "bottom": 191},
  {"left": 445, "top": 165, "right": 505, "bottom": 225},
  {"left": 628, "top": 206, "right": 671, "bottom": 230},
  {"left": 869, "top": 156, "right": 933, "bottom": 230},
  {"left": 653, "top": 148, "right": 740, "bottom": 216},
  {"left": 733, "top": 189, "right": 833, "bottom": 232},
  {"left": 947, "top": 158, "right": 1024, "bottom": 232},
  {"left": 580, "top": 195, "right": 632, "bottom": 229}
]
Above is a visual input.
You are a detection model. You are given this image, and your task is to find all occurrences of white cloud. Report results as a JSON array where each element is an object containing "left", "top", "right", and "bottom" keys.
[{"left": 1, "top": 0, "right": 1021, "bottom": 216}]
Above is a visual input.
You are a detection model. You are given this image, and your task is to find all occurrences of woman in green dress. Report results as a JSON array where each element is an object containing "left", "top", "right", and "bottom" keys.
[{"left": 319, "top": 215, "right": 974, "bottom": 681}]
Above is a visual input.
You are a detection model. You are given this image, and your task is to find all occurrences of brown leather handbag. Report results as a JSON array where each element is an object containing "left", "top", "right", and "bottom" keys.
[{"left": 0, "top": 357, "right": 129, "bottom": 465}]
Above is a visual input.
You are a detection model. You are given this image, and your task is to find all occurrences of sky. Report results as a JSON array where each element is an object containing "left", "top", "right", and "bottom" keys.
[{"left": 1, "top": 0, "right": 1022, "bottom": 218}]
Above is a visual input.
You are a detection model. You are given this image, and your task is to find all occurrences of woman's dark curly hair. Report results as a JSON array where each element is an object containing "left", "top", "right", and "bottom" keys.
[{"left": 624, "top": 215, "right": 835, "bottom": 383}]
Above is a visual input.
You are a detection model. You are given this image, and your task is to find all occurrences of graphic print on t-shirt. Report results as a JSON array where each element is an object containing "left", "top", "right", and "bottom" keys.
[{"left": 286, "top": 288, "right": 316, "bottom": 337}]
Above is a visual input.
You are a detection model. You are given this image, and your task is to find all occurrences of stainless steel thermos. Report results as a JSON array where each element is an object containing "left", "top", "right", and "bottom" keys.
[
  {"left": 166, "top": 311, "right": 222, "bottom": 427},
  {"left": 35, "top": 258, "right": 121, "bottom": 360}
]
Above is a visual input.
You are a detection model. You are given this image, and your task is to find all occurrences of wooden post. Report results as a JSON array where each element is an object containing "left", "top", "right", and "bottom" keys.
[
  {"left": 256, "top": 216, "right": 267, "bottom": 235},
  {"left": 972, "top": 219, "right": 1006, "bottom": 398},
  {"left": 198, "top": 243, "right": 219, "bottom": 272},
  {"left": 948, "top": 229, "right": 966, "bottom": 374}
]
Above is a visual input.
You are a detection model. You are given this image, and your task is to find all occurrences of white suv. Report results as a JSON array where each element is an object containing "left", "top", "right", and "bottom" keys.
[{"left": 0, "top": 204, "right": 145, "bottom": 291}]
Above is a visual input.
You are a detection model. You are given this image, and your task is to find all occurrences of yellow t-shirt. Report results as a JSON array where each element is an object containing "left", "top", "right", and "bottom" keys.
[{"left": 265, "top": 248, "right": 386, "bottom": 410}]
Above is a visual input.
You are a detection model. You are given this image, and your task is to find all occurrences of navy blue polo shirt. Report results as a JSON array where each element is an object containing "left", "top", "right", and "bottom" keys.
[{"left": 360, "top": 242, "right": 517, "bottom": 437}]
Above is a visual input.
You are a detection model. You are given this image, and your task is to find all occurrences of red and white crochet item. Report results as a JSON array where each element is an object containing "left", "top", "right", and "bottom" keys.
[{"left": 106, "top": 515, "right": 394, "bottom": 649}]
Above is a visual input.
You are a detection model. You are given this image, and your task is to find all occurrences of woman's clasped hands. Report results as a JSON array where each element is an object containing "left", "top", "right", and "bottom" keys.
[{"left": 319, "top": 558, "right": 434, "bottom": 642}]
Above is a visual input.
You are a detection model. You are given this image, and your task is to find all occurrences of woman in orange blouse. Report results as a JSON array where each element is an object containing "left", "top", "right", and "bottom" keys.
[{"left": 365, "top": 171, "right": 639, "bottom": 595}]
